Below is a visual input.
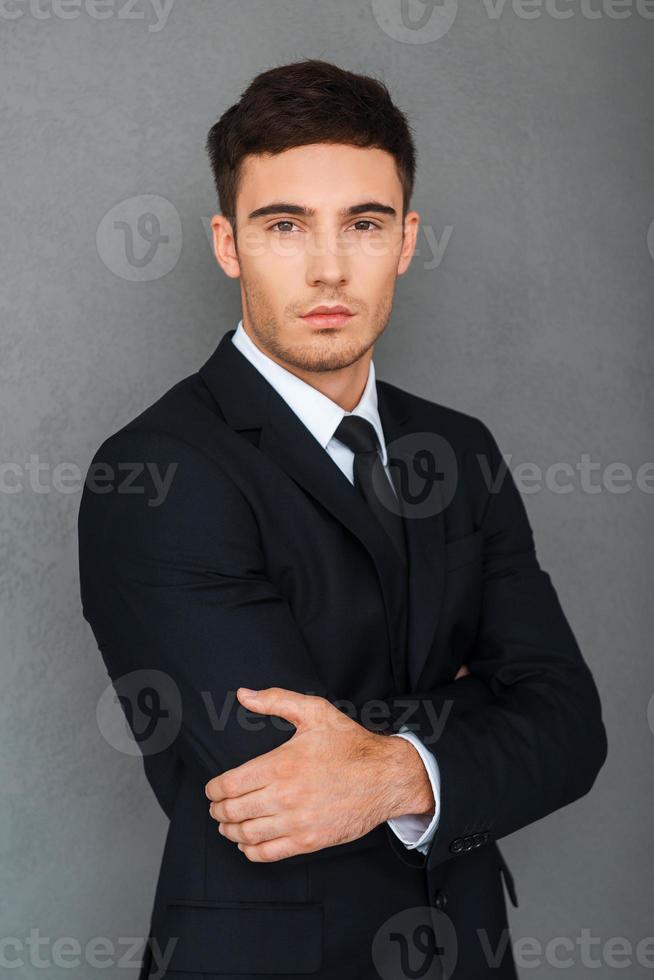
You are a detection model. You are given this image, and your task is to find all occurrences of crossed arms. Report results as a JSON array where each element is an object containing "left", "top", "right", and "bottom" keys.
[{"left": 78, "top": 420, "right": 607, "bottom": 869}]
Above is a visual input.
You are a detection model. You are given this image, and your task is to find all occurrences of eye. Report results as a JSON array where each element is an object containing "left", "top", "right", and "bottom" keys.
[
  {"left": 349, "top": 220, "right": 381, "bottom": 232},
  {"left": 270, "top": 220, "right": 299, "bottom": 233}
]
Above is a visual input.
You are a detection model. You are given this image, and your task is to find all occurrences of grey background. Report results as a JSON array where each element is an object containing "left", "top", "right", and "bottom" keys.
[{"left": 2, "top": 1, "right": 653, "bottom": 976}]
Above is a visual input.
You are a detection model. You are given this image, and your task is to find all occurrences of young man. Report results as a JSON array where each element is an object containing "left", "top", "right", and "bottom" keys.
[{"left": 78, "top": 59, "right": 607, "bottom": 979}]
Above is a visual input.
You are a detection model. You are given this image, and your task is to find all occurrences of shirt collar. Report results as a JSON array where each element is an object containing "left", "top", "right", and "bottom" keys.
[{"left": 231, "top": 319, "right": 388, "bottom": 465}]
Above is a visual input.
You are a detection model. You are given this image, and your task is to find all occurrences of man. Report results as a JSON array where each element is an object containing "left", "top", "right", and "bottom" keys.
[{"left": 78, "top": 59, "right": 607, "bottom": 979}]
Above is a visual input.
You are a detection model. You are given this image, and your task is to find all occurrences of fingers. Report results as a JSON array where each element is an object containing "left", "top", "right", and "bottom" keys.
[
  {"left": 208, "top": 787, "right": 274, "bottom": 824},
  {"left": 205, "top": 755, "right": 272, "bottom": 802},
  {"left": 218, "top": 815, "right": 283, "bottom": 845},
  {"left": 205, "top": 690, "right": 330, "bottom": 803},
  {"left": 237, "top": 837, "right": 299, "bottom": 863}
]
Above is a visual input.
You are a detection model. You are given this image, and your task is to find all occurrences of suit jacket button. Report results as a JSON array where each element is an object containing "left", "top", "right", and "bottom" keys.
[
  {"left": 449, "top": 838, "right": 463, "bottom": 854},
  {"left": 432, "top": 889, "right": 448, "bottom": 911}
]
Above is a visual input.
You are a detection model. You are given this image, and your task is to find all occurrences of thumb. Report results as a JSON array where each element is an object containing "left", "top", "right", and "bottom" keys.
[{"left": 236, "top": 686, "right": 320, "bottom": 728}]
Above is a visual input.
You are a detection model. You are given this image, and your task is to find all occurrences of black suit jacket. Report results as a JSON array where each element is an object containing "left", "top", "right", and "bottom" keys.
[{"left": 78, "top": 329, "right": 607, "bottom": 979}]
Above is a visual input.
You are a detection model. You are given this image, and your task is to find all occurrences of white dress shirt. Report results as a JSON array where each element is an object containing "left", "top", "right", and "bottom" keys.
[{"left": 231, "top": 320, "right": 441, "bottom": 854}]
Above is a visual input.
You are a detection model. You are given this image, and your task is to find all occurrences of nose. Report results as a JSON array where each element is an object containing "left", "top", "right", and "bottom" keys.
[{"left": 304, "top": 226, "right": 350, "bottom": 289}]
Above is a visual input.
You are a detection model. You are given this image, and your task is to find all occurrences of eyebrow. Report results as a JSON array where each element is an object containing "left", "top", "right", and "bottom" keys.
[{"left": 247, "top": 201, "right": 397, "bottom": 221}]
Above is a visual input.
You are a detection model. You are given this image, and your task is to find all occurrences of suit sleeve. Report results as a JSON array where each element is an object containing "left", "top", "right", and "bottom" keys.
[
  {"left": 78, "top": 428, "right": 332, "bottom": 787},
  {"left": 378, "top": 418, "right": 608, "bottom": 870}
]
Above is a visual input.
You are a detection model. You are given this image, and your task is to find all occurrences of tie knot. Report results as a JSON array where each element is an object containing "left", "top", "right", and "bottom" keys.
[{"left": 334, "top": 414, "right": 380, "bottom": 456}]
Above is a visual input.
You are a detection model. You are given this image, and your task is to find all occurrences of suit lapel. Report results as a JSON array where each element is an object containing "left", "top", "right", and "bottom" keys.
[
  {"left": 259, "top": 401, "right": 412, "bottom": 692},
  {"left": 199, "top": 330, "right": 446, "bottom": 692},
  {"left": 377, "top": 384, "right": 447, "bottom": 690}
]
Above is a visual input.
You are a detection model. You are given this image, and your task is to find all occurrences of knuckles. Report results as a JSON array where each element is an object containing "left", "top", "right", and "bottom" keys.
[{"left": 221, "top": 799, "right": 239, "bottom": 822}]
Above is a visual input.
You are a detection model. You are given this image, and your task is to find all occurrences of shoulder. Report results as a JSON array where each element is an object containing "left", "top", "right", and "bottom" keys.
[
  {"left": 86, "top": 365, "right": 248, "bottom": 489},
  {"left": 80, "top": 371, "right": 249, "bottom": 524},
  {"left": 94, "top": 371, "right": 220, "bottom": 452}
]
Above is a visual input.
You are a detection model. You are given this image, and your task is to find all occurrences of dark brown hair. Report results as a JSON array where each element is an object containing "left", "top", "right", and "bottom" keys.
[{"left": 205, "top": 59, "right": 417, "bottom": 232}]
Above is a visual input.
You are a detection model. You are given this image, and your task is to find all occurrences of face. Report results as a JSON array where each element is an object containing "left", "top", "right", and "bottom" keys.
[{"left": 211, "top": 142, "right": 420, "bottom": 375}]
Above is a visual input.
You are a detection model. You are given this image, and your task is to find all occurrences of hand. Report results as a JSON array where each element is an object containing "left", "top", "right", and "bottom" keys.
[
  {"left": 455, "top": 663, "right": 470, "bottom": 679},
  {"left": 205, "top": 687, "right": 435, "bottom": 863}
]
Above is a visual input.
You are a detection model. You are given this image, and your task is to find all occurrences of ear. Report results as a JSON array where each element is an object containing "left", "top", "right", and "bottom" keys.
[
  {"left": 211, "top": 213, "right": 240, "bottom": 279},
  {"left": 397, "top": 210, "right": 421, "bottom": 276}
]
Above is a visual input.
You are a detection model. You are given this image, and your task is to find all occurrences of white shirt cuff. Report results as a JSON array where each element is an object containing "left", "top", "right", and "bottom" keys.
[{"left": 386, "top": 726, "right": 441, "bottom": 855}]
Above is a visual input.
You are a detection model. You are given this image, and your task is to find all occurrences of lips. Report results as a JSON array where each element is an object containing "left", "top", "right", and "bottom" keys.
[
  {"left": 300, "top": 305, "right": 354, "bottom": 328},
  {"left": 302, "top": 305, "right": 353, "bottom": 316}
]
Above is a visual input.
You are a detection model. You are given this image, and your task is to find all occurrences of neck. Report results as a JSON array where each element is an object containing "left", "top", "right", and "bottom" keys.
[{"left": 241, "top": 321, "right": 372, "bottom": 412}]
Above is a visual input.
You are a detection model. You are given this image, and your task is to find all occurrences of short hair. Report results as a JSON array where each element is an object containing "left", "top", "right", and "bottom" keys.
[{"left": 205, "top": 58, "right": 417, "bottom": 232}]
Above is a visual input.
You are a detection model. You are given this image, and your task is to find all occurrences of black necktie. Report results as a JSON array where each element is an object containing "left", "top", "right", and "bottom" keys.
[{"left": 333, "top": 415, "right": 408, "bottom": 566}]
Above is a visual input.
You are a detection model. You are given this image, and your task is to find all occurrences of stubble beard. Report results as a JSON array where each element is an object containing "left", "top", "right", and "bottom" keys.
[{"left": 241, "top": 279, "right": 395, "bottom": 374}]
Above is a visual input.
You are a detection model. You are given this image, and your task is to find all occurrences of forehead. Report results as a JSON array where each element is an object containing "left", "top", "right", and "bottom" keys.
[{"left": 236, "top": 142, "right": 402, "bottom": 214}]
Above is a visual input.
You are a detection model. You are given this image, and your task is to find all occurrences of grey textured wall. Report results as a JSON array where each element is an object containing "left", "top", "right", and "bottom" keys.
[{"left": 2, "top": 2, "right": 653, "bottom": 977}]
